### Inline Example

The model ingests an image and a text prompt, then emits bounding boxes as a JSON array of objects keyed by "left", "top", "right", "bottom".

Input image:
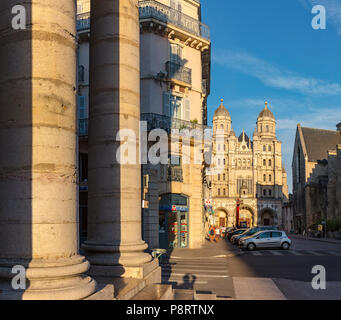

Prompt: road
[{"left": 161, "top": 237, "right": 341, "bottom": 300}]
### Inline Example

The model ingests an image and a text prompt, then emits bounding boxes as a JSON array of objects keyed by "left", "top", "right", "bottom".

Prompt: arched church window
[
  {"left": 263, "top": 145, "right": 266, "bottom": 152},
  {"left": 268, "top": 145, "right": 272, "bottom": 151},
  {"left": 269, "top": 174, "right": 272, "bottom": 182},
  {"left": 263, "top": 174, "right": 266, "bottom": 182},
  {"left": 266, "top": 125, "right": 269, "bottom": 132},
  {"left": 269, "top": 159, "right": 271, "bottom": 166}
]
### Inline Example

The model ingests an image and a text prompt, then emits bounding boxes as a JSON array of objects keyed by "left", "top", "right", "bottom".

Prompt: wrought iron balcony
[
  {"left": 168, "top": 167, "right": 183, "bottom": 182},
  {"left": 79, "top": 118, "right": 88, "bottom": 137},
  {"left": 166, "top": 61, "right": 192, "bottom": 85},
  {"left": 77, "top": 1, "right": 210, "bottom": 41},
  {"left": 141, "top": 113, "right": 209, "bottom": 133},
  {"left": 139, "top": 0, "right": 210, "bottom": 40},
  {"left": 77, "top": 12, "right": 90, "bottom": 32}
]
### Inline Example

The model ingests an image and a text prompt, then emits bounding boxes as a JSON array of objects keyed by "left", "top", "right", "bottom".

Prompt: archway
[
  {"left": 239, "top": 205, "right": 255, "bottom": 227},
  {"left": 214, "top": 208, "right": 228, "bottom": 228},
  {"left": 260, "top": 208, "right": 277, "bottom": 226}
]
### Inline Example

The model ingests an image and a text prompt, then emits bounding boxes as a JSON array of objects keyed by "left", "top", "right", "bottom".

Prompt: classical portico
[{"left": 0, "top": 0, "right": 95, "bottom": 299}]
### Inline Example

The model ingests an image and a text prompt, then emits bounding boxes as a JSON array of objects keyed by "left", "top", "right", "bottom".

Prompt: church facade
[{"left": 208, "top": 101, "right": 289, "bottom": 229}]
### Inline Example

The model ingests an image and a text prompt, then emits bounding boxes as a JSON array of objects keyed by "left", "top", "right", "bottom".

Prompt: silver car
[{"left": 239, "top": 230, "right": 292, "bottom": 251}]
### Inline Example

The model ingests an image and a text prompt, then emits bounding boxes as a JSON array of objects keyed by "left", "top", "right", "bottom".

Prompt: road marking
[
  {"left": 162, "top": 268, "right": 228, "bottom": 274},
  {"left": 269, "top": 251, "right": 283, "bottom": 256},
  {"left": 306, "top": 251, "right": 324, "bottom": 256},
  {"left": 289, "top": 250, "right": 304, "bottom": 256},
  {"left": 162, "top": 278, "right": 208, "bottom": 285},
  {"left": 251, "top": 251, "right": 262, "bottom": 256},
  {"left": 170, "top": 255, "right": 226, "bottom": 260},
  {"left": 166, "top": 273, "right": 229, "bottom": 278},
  {"left": 233, "top": 277, "right": 286, "bottom": 300}
]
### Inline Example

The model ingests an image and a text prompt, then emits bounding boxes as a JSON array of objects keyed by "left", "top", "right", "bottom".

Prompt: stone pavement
[
  {"left": 163, "top": 239, "right": 287, "bottom": 300},
  {"left": 161, "top": 238, "right": 341, "bottom": 300}
]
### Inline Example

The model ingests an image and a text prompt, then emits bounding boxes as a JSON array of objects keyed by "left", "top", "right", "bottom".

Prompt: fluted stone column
[
  {"left": 83, "top": 0, "right": 159, "bottom": 279},
  {"left": 0, "top": 0, "right": 96, "bottom": 299}
]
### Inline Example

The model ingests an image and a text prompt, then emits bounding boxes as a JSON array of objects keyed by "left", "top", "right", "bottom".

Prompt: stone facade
[
  {"left": 75, "top": 0, "right": 211, "bottom": 250},
  {"left": 292, "top": 124, "right": 341, "bottom": 233},
  {"left": 208, "top": 101, "right": 288, "bottom": 229}
]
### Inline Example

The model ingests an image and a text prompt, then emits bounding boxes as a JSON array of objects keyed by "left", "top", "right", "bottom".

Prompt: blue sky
[{"left": 201, "top": 0, "right": 341, "bottom": 192}]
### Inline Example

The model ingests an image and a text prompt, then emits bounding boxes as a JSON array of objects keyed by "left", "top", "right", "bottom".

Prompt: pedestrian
[{"left": 215, "top": 227, "right": 220, "bottom": 242}]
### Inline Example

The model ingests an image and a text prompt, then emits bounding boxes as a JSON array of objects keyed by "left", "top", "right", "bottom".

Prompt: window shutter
[
  {"left": 163, "top": 92, "right": 171, "bottom": 117},
  {"left": 184, "top": 98, "right": 190, "bottom": 121},
  {"left": 78, "top": 96, "right": 86, "bottom": 119}
]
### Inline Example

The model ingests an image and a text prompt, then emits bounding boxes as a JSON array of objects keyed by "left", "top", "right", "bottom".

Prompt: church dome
[
  {"left": 258, "top": 101, "right": 275, "bottom": 120},
  {"left": 214, "top": 99, "right": 231, "bottom": 118}
]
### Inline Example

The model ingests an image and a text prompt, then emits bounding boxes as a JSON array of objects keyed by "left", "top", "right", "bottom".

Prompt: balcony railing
[
  {"left": 166, "top": 61, "right": 192, "bottom": 85},
  {"left": 141, "top": 113, "right": 209, "bottom": 133},
  {"left": 78, "top": 113, "right": 211, "bottom": 137},
  {"left": 79, "top": 118, "right": 88, "bottom": 137},
  {"left": 77, "top": 12, "right": 90, "bottom": 32},
  {"left": 77, "top": 1, "right": 210, "bottom": 41},
  {"left": 139, "top": 0, "right": 210, "bottom": 40},
  {"left": 168, "top": 167, "right": 183, "bottom": 182}
]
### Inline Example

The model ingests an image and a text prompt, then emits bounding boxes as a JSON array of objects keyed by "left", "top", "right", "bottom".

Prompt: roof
[
  {"left": 238, "top": 131, "right": 250, "bottom": 144},
  {"left": 258, "top": 102, "right": 275, "bottom": 120},
  {"left": 214, "top": 99, "right": 231, "bottom": 118},
  {"left": 301, "top": 127, "right": 341, "bottom": 161}
]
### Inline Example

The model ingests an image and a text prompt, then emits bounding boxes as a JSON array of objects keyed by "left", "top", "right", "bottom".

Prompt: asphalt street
[{"left": 162, "top": 237, "right": 341, "bottom": 299}]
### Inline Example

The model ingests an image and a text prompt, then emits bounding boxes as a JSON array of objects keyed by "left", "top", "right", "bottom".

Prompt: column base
[
  {"left": 82, "top": 240, "right": 157, "bottom": 279},
  {"left": 88, "top": 262, "right": 162, "bottom": 300},
  {"left": 0, "top": 255, "right": 96, "bottom": 300},
  {"left": 89, "top": 259, "right": 160, "bottom": 280}
]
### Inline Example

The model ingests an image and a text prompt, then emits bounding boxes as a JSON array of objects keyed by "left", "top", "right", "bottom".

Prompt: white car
[{"left": 239, "top": 230, "right": 292, "bottom": 251}]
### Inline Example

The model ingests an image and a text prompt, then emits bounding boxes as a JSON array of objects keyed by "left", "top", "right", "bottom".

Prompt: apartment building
[{"left": 76, "top": 0, "right": 211, "bottom": 249}]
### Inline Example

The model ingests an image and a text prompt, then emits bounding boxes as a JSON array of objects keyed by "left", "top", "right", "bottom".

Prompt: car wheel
[
  {"left": 247, "top": 243, "right": 256, "bottom": 251},
  {"left": 281, "top": 242, "right": 290, "bottom": 250}
]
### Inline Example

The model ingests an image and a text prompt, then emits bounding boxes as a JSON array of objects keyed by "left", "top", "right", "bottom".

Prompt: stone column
[
  {"left": 0, "top": 0, "right": 96, "bottom": 299},
  {"left": 83, "top": 0, "right": 158, "bottom": 280}
]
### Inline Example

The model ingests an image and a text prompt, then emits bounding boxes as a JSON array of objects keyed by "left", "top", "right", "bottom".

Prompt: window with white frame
[
  {"left": 170, "top": 43, "right": 182, "bottom": 65},
  {"left": 163, "top": 92, "right": 190, "bottom": 121}
]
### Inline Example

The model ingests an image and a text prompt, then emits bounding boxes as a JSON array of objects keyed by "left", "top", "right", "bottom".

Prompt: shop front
[{"left": 159, "top": 194, "right": 189, "bottom": 249}]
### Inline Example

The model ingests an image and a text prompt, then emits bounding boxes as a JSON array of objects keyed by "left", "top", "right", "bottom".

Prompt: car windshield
[{"left": 250, "top": 230, "right": 264, "bottom": 237}]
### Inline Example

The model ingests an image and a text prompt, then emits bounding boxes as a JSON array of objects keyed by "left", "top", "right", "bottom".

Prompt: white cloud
[
  {"left": 213, "top": 50, "right": 341, "bottom": 96},
  {"left": 277, "top": 107, "right": 341, "bottom": 130}
]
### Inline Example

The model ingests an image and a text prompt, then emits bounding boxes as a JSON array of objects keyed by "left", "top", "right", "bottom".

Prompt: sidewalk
[
  {"left": 290, "top": 233, "right": 341, "bottom": 245},
  {"left": 167, "top": 238, "right": 241, "bottom": 260}
]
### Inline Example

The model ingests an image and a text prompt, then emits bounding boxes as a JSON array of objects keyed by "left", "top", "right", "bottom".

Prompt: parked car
[
  {"left": 239, "top": 230, "right": 291, "bottom": 251},
  {"left": 232, "top": 226, "right": 278, "bottom": 245},
  {"left": 228, "top": 228, "right": 248, "bottom": 241},
  {"left": 225, "top": 227, "right": 237, "bottom": 239}
]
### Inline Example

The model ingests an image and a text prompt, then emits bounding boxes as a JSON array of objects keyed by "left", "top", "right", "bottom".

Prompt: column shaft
[
  {"left": 83, "top": 0, "right": 154, "bottom": 278},
  {"left": 0, "top": 0, "right": 96, "bottom": 299}
]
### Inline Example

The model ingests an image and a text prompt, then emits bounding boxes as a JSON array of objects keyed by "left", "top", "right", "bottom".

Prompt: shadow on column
[{"left": 0, "top": 1, "right": 32, "bottom": 299}]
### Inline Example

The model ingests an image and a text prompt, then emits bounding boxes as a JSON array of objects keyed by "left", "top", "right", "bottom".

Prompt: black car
[
  {"left": 227, "top": 228, "right": 248, "bottom": 240},
  {"left": 232, "top": 226, "right": 278, "bottom": 245}
]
